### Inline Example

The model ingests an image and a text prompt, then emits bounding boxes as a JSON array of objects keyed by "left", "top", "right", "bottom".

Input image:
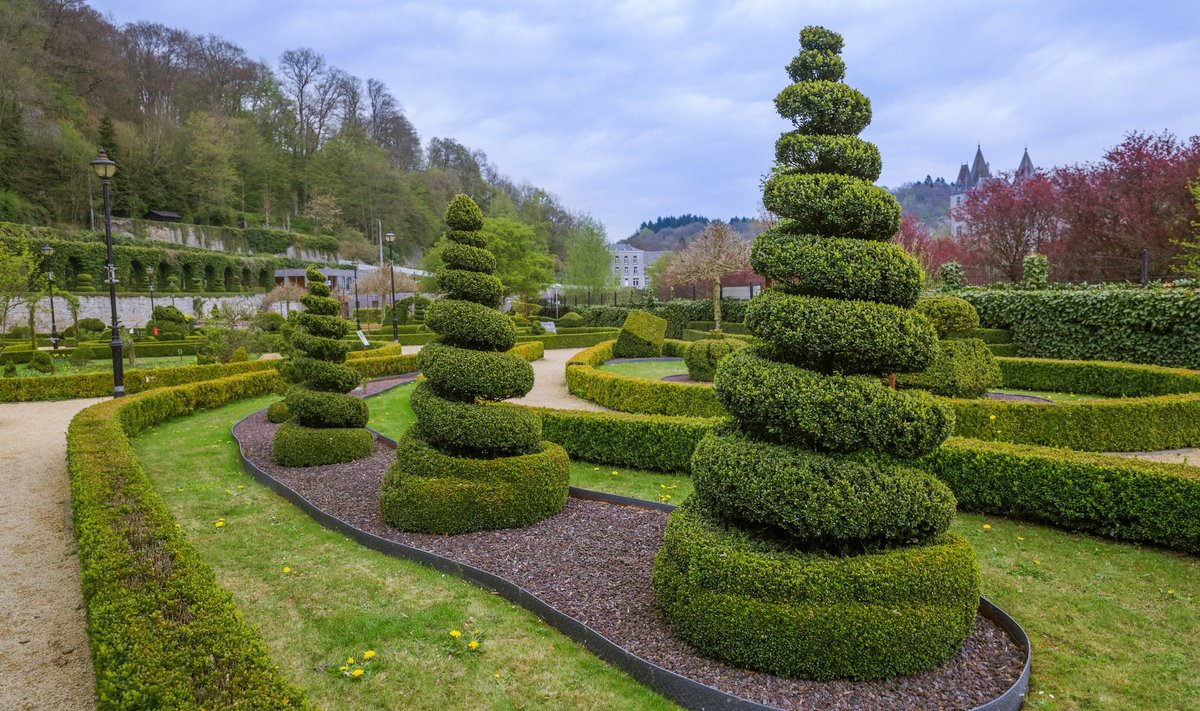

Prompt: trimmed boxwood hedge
[
  {"left": 67, "top": 372, "right": 311, "bottom": 709},
  {"left": 613, "top": 310, "right": 667, "bottom": 358},
  {"left": 997, "top": 356, "right": 1200, "bottom": 397},
  {"left": 651, "top": 498, "right": 979, "bottom": 681},
  {"left": 955, "top": 327, "right": 1011, "bottom": 345},
  {"left": 989, "top": 343, "right": 1017, "bottom": 357},
  {"left": 915, "top": 295, "right": 979, "bottom": 337},
  {"left": 526, "top": 405, "right": 720, "bottom": 472},
  {"left": 896, "top": 338, "right": 1001, "bottom": 399},
  {"left": 692, "top": 427, "right": 955, "bottom": 547},
  {"left": 565, "top": 341, "right": 726, "bottom": 417},
  {"left": 762, "top": 173, "right": 900, "bottom": 243},
  {"left": 266, "top": 400, "right": 291, "bottom": 423},
  {"left": 437, "top": 268, "right": 504, "bottom": 307},
  {"left": 0, "top": 359, "right": 279, "bottom": 402},
  {"left": 424, "top": 298, "right": 517, "bottom": 351},
  {"left": 379, "top": 433, "right": 569, "bottom": 534},
  {"left": 751, "top": 232, "right": 922, "bottom": 307},
  {"left": 684, "top": 337, "right": 749, "bottom": 382},
  {"left": 285, "top": 387, "right": 369, "bottom": 428},
  {"left": 418, "top": 341, "right": 534, "bottom": 401}
]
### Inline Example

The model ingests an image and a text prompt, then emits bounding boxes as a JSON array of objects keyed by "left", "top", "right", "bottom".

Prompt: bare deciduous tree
[{"left": 663, "top": 220, "right": 751, "bottom": 330}]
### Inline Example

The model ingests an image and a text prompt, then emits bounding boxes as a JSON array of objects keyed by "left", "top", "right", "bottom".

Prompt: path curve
[
  {"left": 506, "top": 347, "right": 609, "bottom": 411},
  {"left": 0, "top": 397, "right": 102, "bottom": 711}
]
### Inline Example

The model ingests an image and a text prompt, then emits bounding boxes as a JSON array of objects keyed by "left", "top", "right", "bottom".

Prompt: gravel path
[
  {"left": 506, "top": 347, "right": 609, "bottom": 411},
  {"left": 0, "top": 398, "right": 102, "bottom": 711},
  {"left": 1109, "top": 448, "right": 1200, "bottom": 465}
]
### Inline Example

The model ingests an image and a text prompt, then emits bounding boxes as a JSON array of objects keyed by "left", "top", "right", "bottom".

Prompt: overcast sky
[{"left": 89, "top": 0, "right": 1200, "bottom": 240}]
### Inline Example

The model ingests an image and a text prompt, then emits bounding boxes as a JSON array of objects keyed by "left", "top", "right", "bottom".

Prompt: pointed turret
[
  {"left": 970, "top": 145, "right": 990, "bottom": 185},
  {"left": 1015, "top": 147, "right": 1035, "bottom": 181},
  {"left": 954, "top": 163, "right": 971, "bottom": 189}
]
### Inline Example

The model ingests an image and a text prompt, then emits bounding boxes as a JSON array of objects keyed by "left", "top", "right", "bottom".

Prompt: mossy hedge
[{"left": 67, "top": 371, "right": 311, "bottom": 709}]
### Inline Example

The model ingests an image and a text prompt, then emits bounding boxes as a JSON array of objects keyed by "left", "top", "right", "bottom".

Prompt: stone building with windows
[
  {"left": 611, "top": 243, "right": 670, "bottom": 289},
  {"left": 949, "top": 145, "right": 1035, "bottom": 236}
]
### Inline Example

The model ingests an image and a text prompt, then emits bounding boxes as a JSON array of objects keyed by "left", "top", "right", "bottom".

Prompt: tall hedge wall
[{"left": 957, "top": 286, "right": 1200, "bottom": 369}]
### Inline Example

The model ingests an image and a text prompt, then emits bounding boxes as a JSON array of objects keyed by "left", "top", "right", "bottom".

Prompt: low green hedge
[
  {"left": 651, "top": 498, "right": 978, "bottom": 680},
  {"left": 997, "top": 357, "right": 1200, "bottom": 397},
  {"left": 565, "top": 341, "right": 726, "bottom": 417},
  {"left": 0, "top": 359, "right": 279, "bottom": 402},
  {"left": 379, "top": 433, "right": 569, "bottom": 534},
  {"left": 680, "top": 329, "right": 754, "bottom": 342},
  {"left": 988, "top": 343, "right": 1017, "bottom": 357},
  {"left": 515, "top": 331, "right": 617, "bottom": 349},
  {"left": 68, "top": 372, "right": 310, "bottom": 708},
  {"left": 527, "top": 405, "right": 720, "bottom": 472},
  {"left": 920, "top": 437, "right": 1200, "bottom": 554},
  {"left": 613, "top": 310, "right": 667, "bottom": 358},
  {"left": 686, "top": 321, "right": 748, "bottom": 334}
]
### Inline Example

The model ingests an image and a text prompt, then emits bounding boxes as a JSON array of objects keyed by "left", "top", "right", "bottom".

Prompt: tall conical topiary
[
  {"left": 651, "top": 27, "right": 980, "bottom": 681},
  {"left": 379, "top": 195, "right": 569, "bottom": 534},
  {"left": 272, "top": 265, "right": 374, "bottom": 466}
]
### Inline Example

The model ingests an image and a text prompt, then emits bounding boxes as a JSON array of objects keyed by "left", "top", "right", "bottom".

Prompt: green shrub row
[
  {"left": 514, "top": 331, "right": 617, "bottom": 349},
  {"left": 988, "top": 343, "right": 1017, "bottom": 357},
  {"left": 919, "top": 437, "right": 1200, "bottom": 554},
  {"left": 957, "top": 286, "right": 1200, "bottom": 369},
  {"left": 528, "top": 405, "right": 720, "bottom": 472},
  {"left": 379, "top": 433, "right": 569, "bottom": 534},
  {"left": 686, "top": 321, "right": 748, "bottom": 334},
  {"left": 997, "top": 356, "right": 1200, "bottom": 397},
  {"left": 895, "top": 338, "right": 1001, "bottom": 399},
  {"left": 67, "top": 372, "right": 310, "bottom": 709},
  {"left": 565, "top": 341, "right": 727, "bottom": 417},
  {"left": 0, "top": 359, "right": 278, "bottom": 402},
  {"left": 680, "top": 329, "right": 755, "bottom": 343},
  {"left": 651, "top": 498, "right": 979, "bottom": 681},
  {"left": 578, "top": 299, "right": 752, "bottom": 339}
]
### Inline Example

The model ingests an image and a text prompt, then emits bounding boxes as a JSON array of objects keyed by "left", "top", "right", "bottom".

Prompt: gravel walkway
[
  {"left": 505, "top": 347, "right": 609, "bottom": 411},
  {"left": 0, "top": 398, "right": 102, "bottom": 711}
]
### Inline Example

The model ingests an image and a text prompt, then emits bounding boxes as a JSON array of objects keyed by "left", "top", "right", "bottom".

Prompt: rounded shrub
[
  {"left": 691, "top": 427, "right": 955, "bottom": 546},
  {"left": 896, "top": 338, "right": 1001, "bottom": 399},
  {"left": 418, "top": 341, "right": 535, "bottom": 401},
  {"left": 28, "top": 351, "right": 54, "bottom": 373},
  {"left": 444, "top": 229, "right": 487, "bottom": 248},
  {"left": 271, "top": 420, "right": 374, "bottom": 467},
  {"left": 442, "top": 241, "right": 497, "bottom": 274},
  {"left": 285, "top": 387, "right": 369, "bottom": 428},
  {"left": 915, "top": 295, "right": 980, "bottom": 338},
  {"left": 77, "top": 317, "right": 106, "bottom": 333},
  {"left": 763, "top": 172, "right": 901, "bottom": 242},
  {"left": 558, "top": 311, "right": 584, "bottom": 327},
  {"left": 774, "top": 81, "right": 871, "bottom": 136},
  {"left": 652, "top": 26, "right": 978, "bottom": 680},
  {"left": 285, "top": 356, "right": 361, "bottom": 393},
  {"left": 291, "top": 331, "right": 349, "bottom": 363},
  {"left": 652, "top": 499, "right": 979, "bottom": 681},
  {"left": 437, "top": 268, "right": 504, "bottom": 307},
  {"left": 425, "top": 298, "right": 517, "bottom": 351},
  {"left": 745, "top": 290, "right": 938, "bottom": 375},
  {"left": 751, "top": 231, "right": 922, "bottom": 307},
  {"left": 296, "top": 312, "right": 349, "bottom": 340},
  {"left": 774, "top": 133, "right": 880, "bottom": 181},
  {"left": 714, "top": 348, "right": 954, "bottom": 458},
  {"left": 266, "top": 400, "right": 291, "bottom": 423},
  {"left": 445, "top": 194, "right": 484, "bottom": 231},
  {"left": 380, "top": 433, "right": 569, "bottom": 534},
  {"left": 410, "top": 382, "right": 541, "bottom": 456},
  {"left": 684, "top": 337, "right": 748, "bottom": 382}
]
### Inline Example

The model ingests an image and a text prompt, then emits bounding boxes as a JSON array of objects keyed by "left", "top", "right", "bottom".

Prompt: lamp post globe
[
  {"left": 41, "top": 244, "right": 59, "bottom": 349},
  {"left": 90, "top": 148, "right": 124, "bottom": 397},
  {"left": 385, "top": 231, "right": 398, "bottom": 344}
]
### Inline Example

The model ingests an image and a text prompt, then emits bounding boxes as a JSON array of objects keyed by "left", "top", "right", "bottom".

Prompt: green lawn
[
  {"left": 366, "top": 381, "right": 418, "bottom": 435},
  {"left": 991, "top": 388, "right": 1107, "bottom": 403},
  {"left": 597, "top": 359, "right": 687, "bottom": 380},
  {"left": 130, "top": 387, "right": 1200, "bottom": 710},
  {"left": 5, "top": 353, "right": 203, "bottom": 377},
  {"left": 132, "top": 396, "right": 676, "bottom": 711}
]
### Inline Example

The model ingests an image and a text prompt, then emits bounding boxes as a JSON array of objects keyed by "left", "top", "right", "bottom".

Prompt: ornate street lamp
[
  {"left": 352, "top": 261, "right": 361, "bottom": 331},
  {"left": 90, "top": 148, "right": 124, "bottom": 397},
  {"left": 146, "top": 265, "right": 156, "bottom": 335},
  {"left": 41, "top": 244, "right": 58, "bottom": 349},
  {"left": 385, "top": 231, "right": 398, "bottom": 344}
]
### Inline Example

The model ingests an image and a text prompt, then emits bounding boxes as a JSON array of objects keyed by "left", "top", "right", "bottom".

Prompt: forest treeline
[{"left": 0, "top": 0, "right": 591, "bottom": 264}]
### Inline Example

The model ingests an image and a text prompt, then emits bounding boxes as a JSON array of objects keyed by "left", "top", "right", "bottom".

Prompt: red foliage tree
[{"left": 952, "top": 172, "right": 1060, "bottom": 282}]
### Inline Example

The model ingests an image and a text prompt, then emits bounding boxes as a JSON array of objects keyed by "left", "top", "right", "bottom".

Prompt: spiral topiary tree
[
  {"left": 272, "top": 265, "right": 374, "bottom": 467},
  {"left": 651, "top": 27, "right": 980, "bottom": 681},
  {"left": 379, "top": 195, "right": 569, "bottom": 534}
]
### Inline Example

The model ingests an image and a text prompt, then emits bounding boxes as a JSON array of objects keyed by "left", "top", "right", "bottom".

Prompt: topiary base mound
[
  {"left": 271, "top": 421, "right": 375, "bottom": 467},
  {"left": 380, "top": 432, "right": 570, "bottom": 534},
  {"left": 651, "top": 498, "right": 980, "bottom": 681}
]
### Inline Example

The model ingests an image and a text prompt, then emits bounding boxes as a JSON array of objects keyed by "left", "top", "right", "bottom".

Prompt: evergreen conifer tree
[{"left": 651, "top": 27, "right": 980, "bottom": 681}]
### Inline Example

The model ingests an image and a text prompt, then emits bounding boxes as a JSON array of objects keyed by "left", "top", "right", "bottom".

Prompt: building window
[
  {"left": 624, "top": 266, "right": 629, "bottom": 274},
  {"left": 633, "top": 278, "right": 639, "bottom": 287}
]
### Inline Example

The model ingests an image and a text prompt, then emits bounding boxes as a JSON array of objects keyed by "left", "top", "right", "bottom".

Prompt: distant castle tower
[{"left": 949, "top": 145, "right": 1035, "bottom": 236}]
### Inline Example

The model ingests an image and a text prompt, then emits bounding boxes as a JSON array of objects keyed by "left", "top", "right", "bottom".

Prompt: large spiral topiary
[
  {"left": 651, "top": 26, "right": 980, "bottom": 681},
  {"left": 272, "top": 265, "right": 374, "bottom": 467},
  {"left": 379, "top": 195, "right": 569, "bottom": 534}
]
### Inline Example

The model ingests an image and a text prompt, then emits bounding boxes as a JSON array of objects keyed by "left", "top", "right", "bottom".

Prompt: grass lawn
[
  {"left": 991, "top": 388, "right": 1107, "bottom": 403},
  {"left": 131, "top": 386, "right": 1200, "bottom": 710},
  {"left": 5, "top": 353, "right": 204, "bottom": 377},
  {"left": 597, "top": 359, "right": 687, "bottom": 380},
  {"left": 133, "top": 396, "right": 676, "bottom": 711},
  {"left": 365, "top": 381, "right": 417, "bottom": 435}
]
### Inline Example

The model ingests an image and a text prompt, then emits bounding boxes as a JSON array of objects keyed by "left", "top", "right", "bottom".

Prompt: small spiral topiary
[
  {"left": 651, "top": 26, "right": 980, "bottom": 681},
  {"left": 379, "top": 195, "right": 569, "bottom": 534},
  {"left": 271, "top": 265, "right": 373, "bottom": 467}
]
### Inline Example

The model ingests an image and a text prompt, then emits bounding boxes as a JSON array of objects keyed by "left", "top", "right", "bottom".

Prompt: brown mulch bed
[{"left": 234, "top": 410, "right": 1025, "bottom": 711}]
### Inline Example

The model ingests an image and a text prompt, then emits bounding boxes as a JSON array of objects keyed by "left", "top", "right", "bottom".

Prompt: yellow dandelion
[
  {"left": 1034, "top": 560, "right": 1041, "bottom": 565},
  {"left": 592, "top": 466, "right": 599, "bottom": 471},
  {"left": 982, "top": 524, "right": 991, "bottom": 530},
  {"left": 352, "top": 668, "right": 364, "bottom": 678},
  {"left": 214, "top": 520, "right": 225, "bottom": 528},
  {"left": 449, "top": 630, "right": 462, "bottom": 638},
  {"left": 494, "top": 673, "right": 501, "bottom": 678},
  {"left": 363, "top": 650, "right": 376, "bottom": 660},
  {"left": 989, "top": 414, "right": 997, "bottom": 421},
  {"left": 1167, "top": 589, "right": 1176, "bottom": 595},
  {"left": 467, "top": 640, "right": 479, "bottom": 650},
  {"left": 611, "top": 470, "right": 619, "bottom": 476},
  {"left": 1017, "top": 536, "right": 1025, "bottom": 541},
  {"left": 347, "top": 657, "right": 355, "bottom": 665},
  {"left": 282, "top": 566, "right": 291, "bottom": 574},
  {"left": 339, "top": 666, "right": 348, "bottom": 672}
]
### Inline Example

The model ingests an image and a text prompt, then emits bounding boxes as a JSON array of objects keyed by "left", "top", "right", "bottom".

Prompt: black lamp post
[
  {"left": 146, "top": 265, "right": 156, "bottom": 333},
  {"left": 41, "top": 244, "right": 59, "bottom": 349},
  {"left": 352, "top": 262, "right": 361, "bottom": 331},
  {"left": 90, "top": 148, "right": 123, "bottom": 397},
  {"left": 385, "top": 231, "right": 398, "bottom": 344}
]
